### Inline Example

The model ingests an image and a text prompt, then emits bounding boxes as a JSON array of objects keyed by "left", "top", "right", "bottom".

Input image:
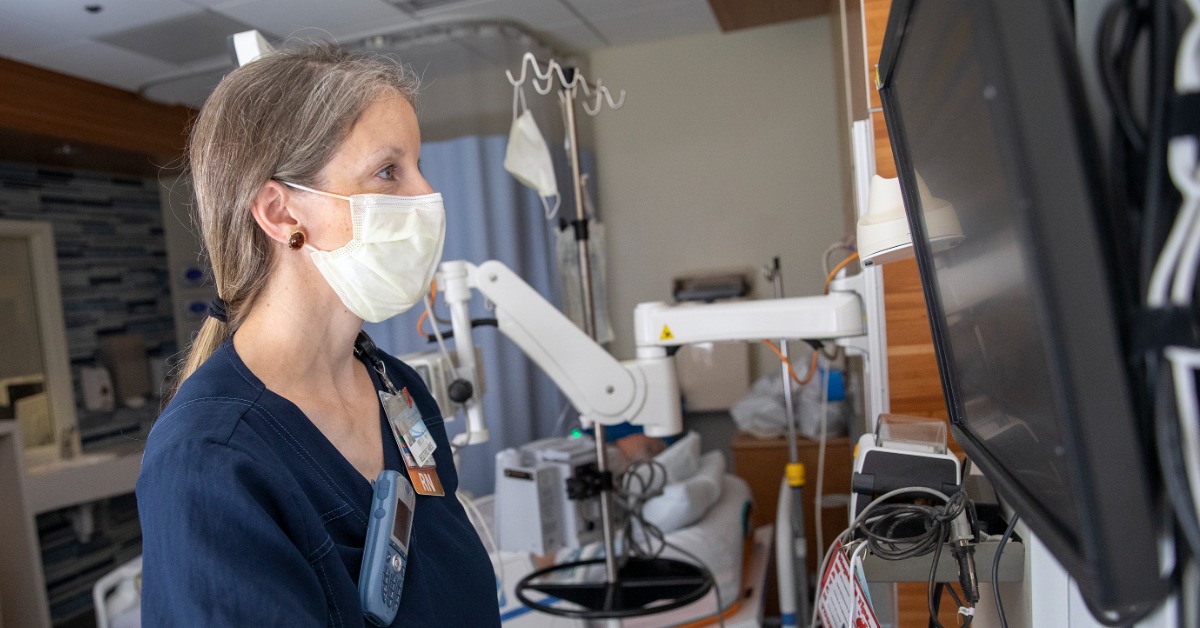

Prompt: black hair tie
[{"left": 208, "top": 297, "right": 228, "bottom": 323}]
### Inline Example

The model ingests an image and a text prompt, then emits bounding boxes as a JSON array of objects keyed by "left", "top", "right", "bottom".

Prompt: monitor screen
[{"left": 878, "top": 0, "right": 1170, "bottom": 618}]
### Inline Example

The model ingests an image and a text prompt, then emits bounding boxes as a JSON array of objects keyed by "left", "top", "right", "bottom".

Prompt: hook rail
[{"left": 505, "top": 52, "right": 625, "bottom": 115}]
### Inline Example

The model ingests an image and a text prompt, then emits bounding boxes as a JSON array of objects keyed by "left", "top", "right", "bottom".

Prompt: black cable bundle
[
  {"left": 615, "top": 459, "right": 670, "bottom": 560},
  {"left": 856, "top": 490, "right": 971, "bottom": 628},
  {"left": 859, "top": 490, "right": 967, "bottom": 561},
  {"left": 614, "top": 459, "right": 727, "bottom": 627}
]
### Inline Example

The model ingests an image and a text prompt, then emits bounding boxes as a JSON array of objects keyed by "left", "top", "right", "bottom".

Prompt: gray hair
[{"left": 177, "top": 43, "right": 419, "bottom": 388}]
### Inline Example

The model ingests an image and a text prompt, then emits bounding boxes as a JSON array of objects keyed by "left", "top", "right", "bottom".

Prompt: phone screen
[{"left": 391, "top": 498, "right": 413, "bottom": 549}]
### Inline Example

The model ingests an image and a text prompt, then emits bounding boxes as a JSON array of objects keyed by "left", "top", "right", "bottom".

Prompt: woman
[{"left": 136, "top": 43, "right": 500, "bottom": 626}]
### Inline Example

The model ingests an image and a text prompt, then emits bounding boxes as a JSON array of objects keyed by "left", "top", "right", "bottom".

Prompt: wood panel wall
[
  {"left": 865, "top": 0, "right": 948, "bottom": 424},
  {"left": 0, "top": 58, "right": 194, "bottom": 164},
  {"left": 864, "top": 2, "right": 963, "bottom": 624}
]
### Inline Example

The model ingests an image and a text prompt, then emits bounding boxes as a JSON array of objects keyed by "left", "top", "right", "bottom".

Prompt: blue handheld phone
[{"left": 360, "top": 470, "right": 416, "bottom": 626}]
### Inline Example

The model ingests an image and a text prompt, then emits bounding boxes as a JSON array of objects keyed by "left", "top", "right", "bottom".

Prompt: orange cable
[
  {"left": 761, "top": 340, "right": 820, "bottom": 386},
  {"left": 824, "top": 251, "right": 860, "bottom": 293},
  {"left": 416, "top": 278, "right": 438, "bottom": 339}
]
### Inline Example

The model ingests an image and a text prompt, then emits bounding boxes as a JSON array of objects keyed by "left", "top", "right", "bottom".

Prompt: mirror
[{"left": 0, "top": 219, "right": 78, "bottom": 467}]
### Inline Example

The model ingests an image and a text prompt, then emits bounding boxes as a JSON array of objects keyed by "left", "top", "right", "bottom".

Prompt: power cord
[
  {"left": 857, "top": 489, "right": 967, "bottom": 561},
  {"left": 809, "top": 487, "right": 965, "bottom": 628},
  {"left": 942, "top": 582, "right": 971, "bottom": 621},
  {"left": 615, "top": 459, "right": 727, "bottom": 627},
  {"left": 929, "top": 583, "right": 945, "bottom": 628},
  {"left": 852, "top": 489, "right": 970, "bottom": 628},
  {"left": 992, "top": 513, "right": 1020, "bottom": 628}
]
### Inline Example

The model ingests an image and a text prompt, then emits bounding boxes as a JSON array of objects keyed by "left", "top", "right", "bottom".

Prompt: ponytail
[{"left": 174, "top": 316, "right": 227, "bottom": 394}]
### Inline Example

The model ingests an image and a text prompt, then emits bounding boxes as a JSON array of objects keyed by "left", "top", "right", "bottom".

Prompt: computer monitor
[{"left": 877, "top": 0, "right": 1172, "bottom": 619}]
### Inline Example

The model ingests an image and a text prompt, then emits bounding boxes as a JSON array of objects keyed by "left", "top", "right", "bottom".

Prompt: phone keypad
[{"left": 382, "top": 551, "right": 406, "bottom": 609}]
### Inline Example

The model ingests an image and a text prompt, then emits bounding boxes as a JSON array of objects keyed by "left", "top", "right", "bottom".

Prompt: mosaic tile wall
[
  {"left": 0, "top": 161, "right": 170, "bottom": 625},
  {"left": 0, "top": 161, "right": 176, "bottom": 365},
  {"left": 0, "top": 159, "right": 176, "bottom": 450}
]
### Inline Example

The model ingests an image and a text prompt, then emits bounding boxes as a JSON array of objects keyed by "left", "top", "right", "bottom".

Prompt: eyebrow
[{"left": 363, "top": 146, "right": 407, "bottom": 167}]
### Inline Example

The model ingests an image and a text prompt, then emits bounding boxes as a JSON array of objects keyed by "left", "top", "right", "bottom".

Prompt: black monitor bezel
[{"left": 877, "top": 0, "right": 1170, "bottom": 616}]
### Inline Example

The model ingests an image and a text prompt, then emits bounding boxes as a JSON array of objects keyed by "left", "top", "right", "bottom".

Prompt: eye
[{"left": 375, "top": 164, "right": 397, "bottom": 181}]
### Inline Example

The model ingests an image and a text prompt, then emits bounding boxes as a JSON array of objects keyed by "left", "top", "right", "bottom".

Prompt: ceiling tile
[
  {"left": 12, "top": 39, "right": 179, "bottom": 92},
  {"left": 181, "top": 0, "right": 258, "bottom": 7},
  {"left": 208, "top": 0, "right": 415, "bottom": 41},
  {"left": 0, "top": 11, "right": 81, "bottom": 57},
  {"left": 416, "top": 0, "right": 577, "bottom": 30},
  {"left": 0, "top": 0, "right": 723, "bottom": 108},
  {"left": 356, "top": 21, "right": 569, "bottom": 83},
  {"left": 99, "top": 10, "right": 275, "bottom": 65},
  {"left": 1, "top": 0, "right": 203, "bottom": 38}
]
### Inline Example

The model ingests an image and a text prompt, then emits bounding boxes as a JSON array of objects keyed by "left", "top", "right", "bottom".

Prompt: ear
[{"left": 249, "top": 179, "right": 300, "bottom": 246}]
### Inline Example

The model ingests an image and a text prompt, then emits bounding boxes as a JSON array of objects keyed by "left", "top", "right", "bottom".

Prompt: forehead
[{"left": 330, "top": 92, "right": 419, "bottom": 165}]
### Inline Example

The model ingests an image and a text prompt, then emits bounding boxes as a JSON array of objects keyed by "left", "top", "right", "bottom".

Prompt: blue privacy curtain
[{"left": 365, "top": 134, "right": 567, "bottom": 496}]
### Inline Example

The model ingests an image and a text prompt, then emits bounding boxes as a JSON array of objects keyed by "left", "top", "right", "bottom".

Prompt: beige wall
[
  {"left": 587, "top": 18, "right": 854, "bottom": 371},
  {"left": 417, "top": 65, "right": 578, "bottom": 144}
]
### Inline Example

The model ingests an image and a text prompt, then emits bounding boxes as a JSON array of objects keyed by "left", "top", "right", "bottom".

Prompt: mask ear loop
[
  {"left": 541, "top": 142, "right": 562, "bottom": 221},
  {"left": 541, "top": 194, "right": 561, "bottom": 221},
  {"left": 512, "top": 84, "right": 528, "bottom": 122}
]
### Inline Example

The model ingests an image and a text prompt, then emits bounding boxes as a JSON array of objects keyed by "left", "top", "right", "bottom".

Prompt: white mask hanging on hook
[{"left": 504, "top": 86, "right": 561, "bottom": 220}]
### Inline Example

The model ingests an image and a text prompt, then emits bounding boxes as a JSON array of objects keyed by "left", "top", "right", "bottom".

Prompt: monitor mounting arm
[
  {"left": 439, "top": 260, "right": 681, "bottom": 447},
  {"left": 438, "top": 259, "right": 867, "bottom": 448}
]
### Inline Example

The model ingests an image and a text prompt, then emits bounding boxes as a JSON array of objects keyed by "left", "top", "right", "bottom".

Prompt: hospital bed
[{"left": 474, "top": 464, "right": 771, "bottom": 627}]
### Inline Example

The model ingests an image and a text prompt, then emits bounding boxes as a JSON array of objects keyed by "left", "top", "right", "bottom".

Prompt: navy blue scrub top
[{"left": 136, "top": 338, "right": 500, "bottom": 627}]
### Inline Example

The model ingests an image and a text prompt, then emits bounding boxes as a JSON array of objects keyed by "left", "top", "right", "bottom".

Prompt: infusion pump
[{"left": 494, "top": 436, "right": 623, "bottom": 555}]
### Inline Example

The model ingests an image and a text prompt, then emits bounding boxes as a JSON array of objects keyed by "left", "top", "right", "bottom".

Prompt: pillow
[
  {"left": 642, "top": 450, "right": 726, "bottom": 534},
  {"left": 651, "top": 430, "right": 701, "bottom": 484}
]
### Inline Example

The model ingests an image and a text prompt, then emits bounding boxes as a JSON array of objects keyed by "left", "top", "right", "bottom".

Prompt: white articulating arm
[
  {"left": 438, "top": 260, "right": 868, "bottom": 448},
  {"left": 438, "top": 260, "right": 682, "bottom": 443},
  {"left": 633, "top": 292, "right": 864, "bottom": 348},
  {"left": 439, "top": 261, "right": 488, "bottom": 447}
]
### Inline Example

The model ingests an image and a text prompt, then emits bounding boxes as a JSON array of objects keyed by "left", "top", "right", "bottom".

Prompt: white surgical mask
[
  {"left": 504, "top": 87, "right": 560, "bottom": 219},
  {"left": 282, "top": 181, "right": 446, "bottom": 323}
]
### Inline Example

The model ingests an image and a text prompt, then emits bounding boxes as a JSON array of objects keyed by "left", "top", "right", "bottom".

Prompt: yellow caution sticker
[{"left": 660, "top": 325, "right": 675, "bottom": 341}]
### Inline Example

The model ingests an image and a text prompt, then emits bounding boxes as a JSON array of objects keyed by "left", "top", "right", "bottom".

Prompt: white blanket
[
  {"left": 484, "top": 474, "right": 752, "bottom": 627},
  {"left": 642, "top": 450, "right": 727, "bottom": 534}
]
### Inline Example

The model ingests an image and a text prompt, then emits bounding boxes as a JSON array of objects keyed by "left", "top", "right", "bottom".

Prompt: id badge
[
  {"left": 397, "top": 437, "right": 445, "bottom": 497},
  {"left": 380, "top": 388, "right": 437, "bottom": 466},
  {"left": 380, "top": 389, "right": 444, "bottom": 496}
]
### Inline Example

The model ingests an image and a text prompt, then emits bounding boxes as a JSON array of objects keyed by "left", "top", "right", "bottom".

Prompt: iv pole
[
  {"left": 559, "top": 66, "right": 620, "bottom": 584},
  {"left": 764, "top": 258, "right": 812, "bottom": 624},
  {"left": 507, "top": 55, "right": 714, "bottom": 624},
  {"left": 504, "top": 49, "right": 628, "bottom": 589}
]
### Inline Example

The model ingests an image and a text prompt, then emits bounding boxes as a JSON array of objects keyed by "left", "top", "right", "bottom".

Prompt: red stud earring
[{"left": 287, "top": 231, "right": 305, "bottom": 250}]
